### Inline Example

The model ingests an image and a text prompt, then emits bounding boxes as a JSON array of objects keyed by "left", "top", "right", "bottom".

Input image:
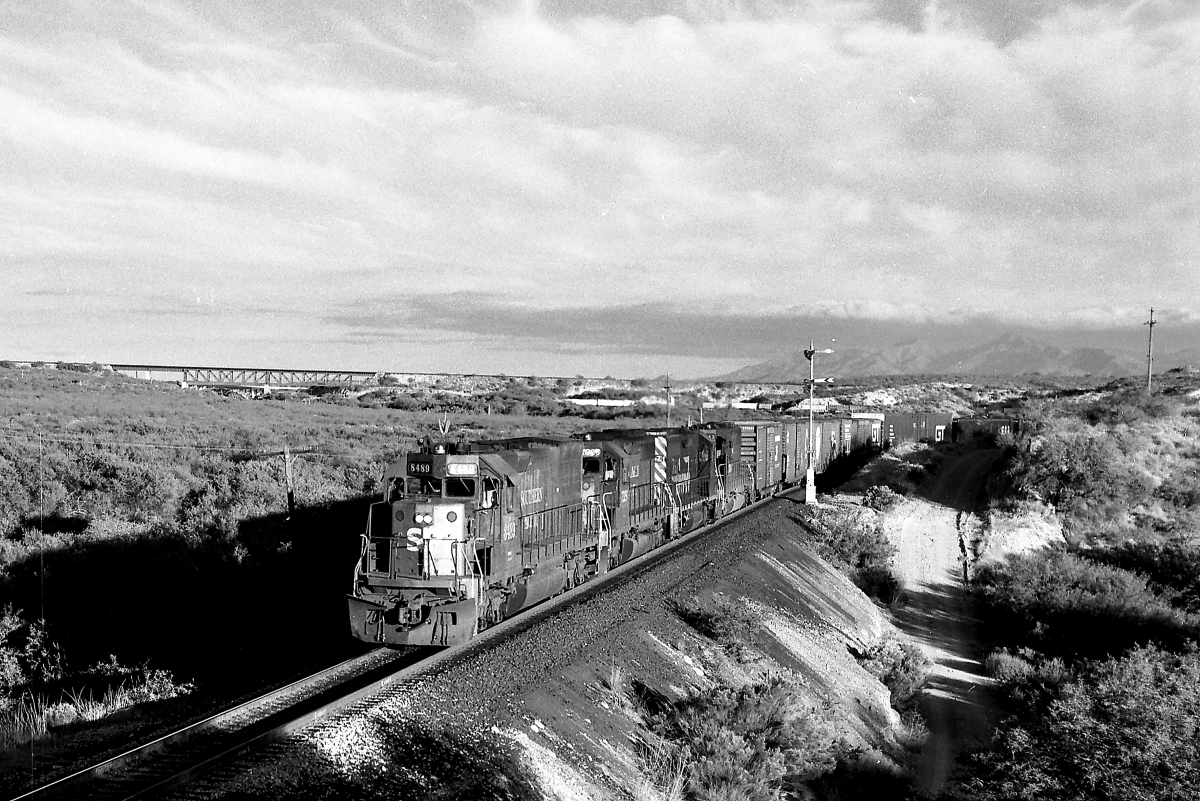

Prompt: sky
[{"left": 2, "top": 0, "right": 1197, "bottom": 378}]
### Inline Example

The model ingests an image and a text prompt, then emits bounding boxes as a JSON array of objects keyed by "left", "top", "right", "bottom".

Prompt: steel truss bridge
[{"left": 110, "top": 364, "right": 380, "bottom": 388}]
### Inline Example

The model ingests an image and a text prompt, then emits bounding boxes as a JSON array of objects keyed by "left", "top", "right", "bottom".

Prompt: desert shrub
[
  {"left": 1082, "top": 388, "right": 1180, "bottom": 426},
  {"left": 0, "top": 607, "right": 25, "bottom": 693},
  {"left": 642, "top": 675, "right": 846, "bottom": 801},
  {"left": 863, "top": 485, "right": 901, "bottom": 511},
  {"left": 1001, "top": 429, "right": 1153, "bottom": 537},
  {"left": 1158, "top": 468, "right": 1200, "bottom": 510},
  {"left": 857, "top": 637, "right": 929, "bottom": 714},
  {"left": 579, "top": 405, "right": 659, "bottom": 420},
  {"left": 20, "top": 618, "right": 65, "bottom": 686},
  {"left": 960, "top": 645, "right": 1200, "bottom": 801},
  {"left": 0, "top": 607, "right": 65, "bottom": 693},
  {"left": 55, "top": 362, "right": 104, "bottom": 374},
  {"left": 971, "top": 548, "right": 1199, "bottom": 659},
  {"left": 808, "top": 757, "right": 920, "bottom": 801},
  {"left": 982, "top": 648, "right": 1071, "bottom": 714},
  {"left": 670, "top": 595, "right": 758, "bottom": 660},
  {"left": 804, "top": 513, "right": 900, "bottom": 603},
  {"left": 1085, "top": 540, "right": 1200, "bottom": 613}
]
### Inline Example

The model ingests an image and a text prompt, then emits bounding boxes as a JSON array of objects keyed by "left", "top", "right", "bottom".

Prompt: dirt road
[{"left": 887, "top": 448, "right": 1002, "bottom": 798}]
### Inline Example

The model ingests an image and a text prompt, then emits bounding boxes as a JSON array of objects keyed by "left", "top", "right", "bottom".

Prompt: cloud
[
  {"left": 329, "top": 291, "right": 1194, "bottom": 364},
  {"left": 0, "top": 0, "right": 1194, "bottom": 374}
]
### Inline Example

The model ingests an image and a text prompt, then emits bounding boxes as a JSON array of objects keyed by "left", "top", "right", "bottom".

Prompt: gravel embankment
[{"left": 164, "top": 496, "right": 900, "bottom": 801}]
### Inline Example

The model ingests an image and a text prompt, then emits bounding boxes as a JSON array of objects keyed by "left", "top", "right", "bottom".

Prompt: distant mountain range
[{"left": 716, "top": 333, "right": 1200, "bottom": 381}]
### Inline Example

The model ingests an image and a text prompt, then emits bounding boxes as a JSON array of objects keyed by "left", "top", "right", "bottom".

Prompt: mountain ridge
[{"left": 716, "top": 334, "right": 1200, "bottom": 381}]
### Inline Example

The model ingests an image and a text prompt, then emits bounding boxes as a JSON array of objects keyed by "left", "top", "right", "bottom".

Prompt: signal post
[{"left": 803, "top": 343, "right": 835, "bottom": 504}]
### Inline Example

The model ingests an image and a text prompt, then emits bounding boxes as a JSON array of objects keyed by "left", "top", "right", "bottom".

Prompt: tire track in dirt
[{"left": 886, "top": 448, "right": 1002, "bottom": 798}]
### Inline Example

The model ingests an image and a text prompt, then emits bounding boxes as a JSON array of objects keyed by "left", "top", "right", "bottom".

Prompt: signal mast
[{"left": 803, "top": 342, "right": 834, "bottom": 504}]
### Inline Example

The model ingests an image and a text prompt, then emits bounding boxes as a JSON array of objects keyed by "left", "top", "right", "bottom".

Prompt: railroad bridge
[{"left": 110, "top": 364, "right": 379, "bottom": 388}]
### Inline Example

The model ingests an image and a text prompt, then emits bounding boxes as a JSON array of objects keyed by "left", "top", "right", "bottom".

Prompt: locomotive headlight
[{"left": 418, "top": 513, "right": 433, "bottom": 525}]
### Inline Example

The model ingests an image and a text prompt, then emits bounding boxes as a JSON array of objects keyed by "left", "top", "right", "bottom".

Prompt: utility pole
[
  {"left": 1145, "top": 308, "right": 1157, "bottom": 393},
  {"left": 283, "top": 442, "right": 296, "bottom": 518},
  {"left": 803, "top": 342, "right": 834, "bottom": 504},
  {"left": 664, "top": 373, "right": 672, "bottom": 428}
]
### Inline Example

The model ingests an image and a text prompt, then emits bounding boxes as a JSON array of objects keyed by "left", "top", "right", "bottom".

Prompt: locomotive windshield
[
  {"left": 405, "top": 476, "right": 442, "bottom": 496},
  {"left": 445, "top": 477, "right": 476, "bottom": 498}
]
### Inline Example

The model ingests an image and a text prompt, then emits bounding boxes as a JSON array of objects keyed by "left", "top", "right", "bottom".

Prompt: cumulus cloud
[{"left": 0, "top": 0, "right": 1194, "bottom": 373}]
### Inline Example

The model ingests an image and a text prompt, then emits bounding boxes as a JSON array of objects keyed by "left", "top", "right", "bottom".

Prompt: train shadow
[{"left": 0, "top": 496, "right": 375, "bottom": 696}]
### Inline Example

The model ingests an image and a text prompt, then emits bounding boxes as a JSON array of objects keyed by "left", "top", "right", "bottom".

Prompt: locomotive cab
[{"left": 350, "top": 452, "right": 484, "bottom": 646}]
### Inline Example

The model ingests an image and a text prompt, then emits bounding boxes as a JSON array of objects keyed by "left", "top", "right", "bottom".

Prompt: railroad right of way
[{"left": 156, "top": 489, "right": 894, "bottom": 800}]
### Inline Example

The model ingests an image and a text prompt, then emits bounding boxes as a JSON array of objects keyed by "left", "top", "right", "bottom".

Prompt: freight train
[{"left": 347, "top": 412, "right": 1014, "bottom": 647}]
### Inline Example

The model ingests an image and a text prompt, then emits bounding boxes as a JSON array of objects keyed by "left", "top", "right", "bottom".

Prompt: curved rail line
[{"left": 10, "top": 489, "right": 781, "bottom": 801}]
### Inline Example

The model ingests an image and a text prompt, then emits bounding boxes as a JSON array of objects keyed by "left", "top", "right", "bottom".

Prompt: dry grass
[
  {"left": 893, "top": 709, "right": 929, "bottom": 751},
  {"left": 596, "top": 661, "right": 633, "bottom": 714},
  {"left": 632, "top": 735, "right": 686, "bottom": 801},
  {"left": 0, "top": 670, "right": 192, "bottom": 749}
]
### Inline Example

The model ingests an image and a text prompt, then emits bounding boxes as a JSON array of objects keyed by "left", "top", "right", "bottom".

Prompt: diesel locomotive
[{"left": 347, "top": 415, "right": 888, "bottom": 647}]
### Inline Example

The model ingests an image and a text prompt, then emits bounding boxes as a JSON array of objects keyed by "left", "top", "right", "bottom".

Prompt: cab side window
[{"left": 480, "top": 477, "right": 500, "bottom": 509}]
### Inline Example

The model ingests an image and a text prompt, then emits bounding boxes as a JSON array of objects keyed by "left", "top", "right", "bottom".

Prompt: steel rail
[
  {"left": 9, "top": 488, "right": 785, "bottom": 801},
  {"left": 6, "top": 648, "right": 405, "bottom": 801}
]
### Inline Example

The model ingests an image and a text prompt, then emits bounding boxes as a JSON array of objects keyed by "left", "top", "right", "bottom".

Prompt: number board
[{"left": 407, "top": 461, "right": 433, "bottom": 475}]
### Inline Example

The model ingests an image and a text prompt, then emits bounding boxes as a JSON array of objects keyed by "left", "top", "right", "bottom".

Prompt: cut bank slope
[{"left": 177, "top": 496, "right": 919, "bottom": 800}]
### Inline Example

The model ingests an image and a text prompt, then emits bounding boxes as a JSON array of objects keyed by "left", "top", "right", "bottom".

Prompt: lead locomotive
[{"left": 347, "top": 418, "right": 871, "bottom": 647}]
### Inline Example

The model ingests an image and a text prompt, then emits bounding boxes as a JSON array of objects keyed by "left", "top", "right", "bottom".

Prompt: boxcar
[
  {"left": 953, "top": 417, "right": 1016, "bottom": 443},
  {"left": 882, "top": 413, "right": 954, "bottom": 446}
]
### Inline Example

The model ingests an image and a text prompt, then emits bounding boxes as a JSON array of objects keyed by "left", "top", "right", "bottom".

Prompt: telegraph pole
[
  {"left": 1145, "top": 308, "right": 1157, "bottom": 393},
  {"left": 664, "top": 373, "right": 672, "bottom": 428}
]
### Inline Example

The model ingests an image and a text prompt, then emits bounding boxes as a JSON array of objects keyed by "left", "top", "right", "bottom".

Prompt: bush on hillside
[
  {"left": 642, "top": 674, "right": 847, "bottom": 801},
  {"left": 971, "top": 548, "right": 1199, "bottom": 659},
  {"left": 803, "top": 512, "right": 900, "bottom": 603},
  {"left": 961, "top": 645, "right": 1200, "bottom": 801},
  {"left": 1157, "top": 468, "right": 1200, "bottom": 510},
  {"left": 863, "top": 485, "right": 901, "bottom": 511},
  {"left": 857, "top": 637, "right": 930, "bottom": 715},
  {"left": 1081, "top": 388, "right": 1180, "bottom": 426},
  {"left": 670, "top": 595, "right": 759, "bottom": 661},
  {"left": 1001, "top": 429, "right": 1153, "bottom": 538},
  {"left": 0, "top": 606, "right": 65, "bottom": 694},
  {"left": 1084, "top": 540, "right": 1200, "bottom": 614},
  {"left": 982, "top": 647, "right": 1071, "bottom": 715}
]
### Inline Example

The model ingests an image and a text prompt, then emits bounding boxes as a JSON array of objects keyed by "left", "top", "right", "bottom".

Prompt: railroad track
[{"left": 10, "top": 492, "right": 776, "bottom": 801}]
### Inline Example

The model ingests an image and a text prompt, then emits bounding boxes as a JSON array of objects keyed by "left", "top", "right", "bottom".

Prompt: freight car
[
  {"left": 348, "top": 419, "right": 865, "bottom": 648},
  {"left": 953, "top": 416, "right": 1017, "bottom": 443},
  {"left": 881, "top": 412, "right": 954, "bottom": 446}
]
